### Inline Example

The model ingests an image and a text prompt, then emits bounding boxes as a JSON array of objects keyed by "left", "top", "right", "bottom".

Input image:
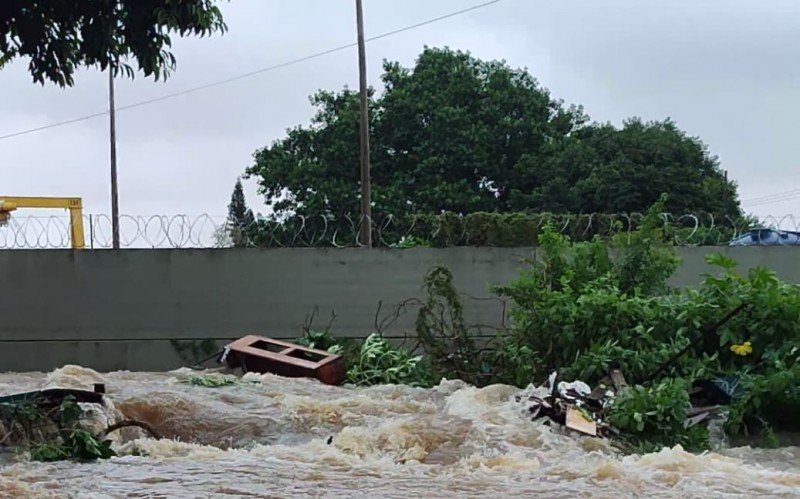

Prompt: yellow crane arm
[{"left": 0, "top": 196, "right": 85, "bottom": 249}]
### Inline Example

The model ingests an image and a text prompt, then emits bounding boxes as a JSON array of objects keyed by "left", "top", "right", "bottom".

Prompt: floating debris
[
  {"left": 518, "top": 369, "right": 740, "bottom": 442},
  {"left": 179, "top": 373, "right": 238, "bottom": 388},
  {"left": 516, "top": 370, "right": 620, "bottom": 438},
  {"left": 222, "top": 335, "right": 346, "bottom": 385}
]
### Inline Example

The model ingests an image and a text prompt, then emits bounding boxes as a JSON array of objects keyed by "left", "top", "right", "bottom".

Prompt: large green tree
[
  {"left": 0, "top": 0, "right": 226, "bottom": 86},
  {"left": 247, "top": 47, "right": 740, "bottom": 220}
]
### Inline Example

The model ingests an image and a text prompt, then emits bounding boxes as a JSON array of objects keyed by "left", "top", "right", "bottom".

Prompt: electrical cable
[{"left": 0, "top": 0, "right": 502, "bottom": 141}]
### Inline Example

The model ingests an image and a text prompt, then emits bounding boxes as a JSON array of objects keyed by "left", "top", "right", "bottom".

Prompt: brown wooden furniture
[{"left": 223, "top": 335, "right": 346, "bottom": 385}]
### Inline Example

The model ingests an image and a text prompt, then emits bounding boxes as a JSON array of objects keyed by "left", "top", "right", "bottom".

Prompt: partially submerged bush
[
  {"left": 607, "top": 379, "right": 709, "bottom": 453},
  {"left": 414, "top": 266, "right": 484, "bottom": 385},
  {"left": 411, "top": 195, "right": 800, "bottom": 450},
  {"left": 274, "top": 195, "right": 797, "bottom": 450},
  {"left": 293, "top": 328, "right": 431, "bottom": 387},
  {"left": 346, "top": 334, "right": 432, "bottom": 387},
  {"left": 28, "top": 396, "right": 115, "bottom": 462}
]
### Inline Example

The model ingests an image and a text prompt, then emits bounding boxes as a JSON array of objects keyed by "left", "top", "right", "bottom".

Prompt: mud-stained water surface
[{"left": 0, "top": 366, "right": 798, "bottom": 498}]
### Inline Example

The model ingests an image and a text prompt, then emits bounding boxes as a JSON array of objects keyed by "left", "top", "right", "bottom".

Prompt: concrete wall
[
  {"left": 1, "top": 247, "right": 798, "bottom": 372},
  {"left": 670, "top": 247, "right": 800, "bottom": 286}
]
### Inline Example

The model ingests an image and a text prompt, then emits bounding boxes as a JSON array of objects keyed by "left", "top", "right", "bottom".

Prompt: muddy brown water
[{"left": 0, "top": 366, "right": 798, "bottom": 498}]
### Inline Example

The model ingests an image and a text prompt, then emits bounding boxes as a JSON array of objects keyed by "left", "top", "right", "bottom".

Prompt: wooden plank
[{"left": 565, "top": 407, "right": 597, "bottom": 436}]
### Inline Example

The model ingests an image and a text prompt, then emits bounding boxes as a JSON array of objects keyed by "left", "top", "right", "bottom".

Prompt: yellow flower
[{"left": 730, "top": 341, "right": 752, "bottom": 356}]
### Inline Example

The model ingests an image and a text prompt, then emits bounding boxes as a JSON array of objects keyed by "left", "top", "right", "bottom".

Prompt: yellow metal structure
[{"left": 0, "top": 196, "right": 85, "bottom": 249}]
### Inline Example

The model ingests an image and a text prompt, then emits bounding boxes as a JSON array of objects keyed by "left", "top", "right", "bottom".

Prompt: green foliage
[
  {"left": 292, "top": 322, "right": 429, "bottom": 387},
  {"left": 30, "top": 396, "right": 116, "bottom": 462},
  {"left": 294, "top": 329, "right": 340, "bottom": 351},
  {"left": 485, "top": 342, "right": 538, "bottom": 388},
  {"left": 346, "top": 334, "right": 432, "bottom": 387},
  {"left": 684, "top": 254, "right": 800, "bottom": 437},
  {"left": 30, "top": 441, "right": 68, "bottom": 462},
  {"left": 415, "top": 267, "right": 483, "bottom": 385},
  {"left": 227, "top": 178, "right": 256, "bottom": 247},
  {"left": 294, "top": 327, "right": 361, "bottom": 369},
  {"left": 402, "top": 197, "right": 800, "bottom": 450},
  {"left": 0, "top": 1, "right": 227, "bottom": 86},
  {"left": 58, "top": 395, "right": 82, "bottom": 426},
  {"left": 181, "top": 374, "right": 237, "bottom": 388},
  {"left": 607, "top": 379, "right": 709, "bottom": 453},
  {"left": 240, "top": 210, "right": 750, "bottom": 248},
  {"left": 612, "top": 195, "right": 681, "bottom": 296},
  {"left": 59, "top": 429, "right": 116, "bottom": 461},
  {"left": 490, "top": 199, "right": 683, "bottom": 385},
  {"left": 390, "top": 235, "right": 431, "bottom": 249},
  {"left": 246, "top": 47, "right": 741, "bottom": 224}
]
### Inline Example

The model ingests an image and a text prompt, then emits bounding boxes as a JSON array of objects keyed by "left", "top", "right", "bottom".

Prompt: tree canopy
[
  {"left": 247, "top": 47, "right": 741, "bottom": 220},
  {"left": 227, "top": 178, "right": 255, "bottom": 247},
  {"left": 0, "top": 0, "right": 226, "bottom": 86}
]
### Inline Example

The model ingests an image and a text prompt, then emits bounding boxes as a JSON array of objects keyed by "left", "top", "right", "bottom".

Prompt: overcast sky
[{"left": 1, "top": 0, "right": 798, "bottom": 222}]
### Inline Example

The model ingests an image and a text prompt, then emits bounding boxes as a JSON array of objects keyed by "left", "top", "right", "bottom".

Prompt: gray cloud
[{"left": 1, "top": 0, "right": 798, "bottom": 218}]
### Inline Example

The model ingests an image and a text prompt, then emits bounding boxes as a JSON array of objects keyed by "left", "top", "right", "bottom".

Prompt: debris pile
[
  {"left": 517, "top": 369, "right": 739, "bottom": 441},
  {"left": 516, "top": 370, "right": 627, "bottom": 437}
]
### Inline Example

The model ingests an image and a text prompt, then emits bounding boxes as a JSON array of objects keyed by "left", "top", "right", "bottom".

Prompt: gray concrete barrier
[{"left": 1, "top": 247, "right": 797, "bottom": 372}]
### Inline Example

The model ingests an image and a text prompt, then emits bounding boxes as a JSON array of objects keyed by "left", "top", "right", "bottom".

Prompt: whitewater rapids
[{"left": 0, "top": 366, "right": 797, "bottom": 498}]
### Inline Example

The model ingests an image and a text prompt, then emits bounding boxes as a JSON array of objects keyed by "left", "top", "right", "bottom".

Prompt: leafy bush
[
  {"left": 414, "top": 267, "right": 484, "bottom": 385},
  {"left": 266, "top": 194, "right": 798, "bottom": 450},
  {"left": 407, "top": 195, "right": 800, "bottom": 450},
  {"left": 294, "top": 329, "right": 340, "bottom": 351},
  {"left": 345, "top": 334, "right": 432, "bottom": 387},
  {"left": 490, "top": 197, "right": 685, "bottom": 385},
  {"left": 607, "top": 379, "right": 709, "bottom": 453},
  {"left": 293, "top": 326, "right": 432, "bottom": 387},
  {"left": 294, "top": 327, "right": 362, "bottom": 371},
  {"left": 30, "top": 396, "right": 115, "bottom": 462}
]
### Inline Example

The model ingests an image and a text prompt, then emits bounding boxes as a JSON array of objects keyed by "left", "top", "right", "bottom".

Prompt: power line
[
  {"left": 744, "top": 193, "right": 800, "bottom": 208},
  {"left": 0, "top": 0, "right": 502, "bottom": 142},
  {"left": 0, "top": 111, "right": 109, "bottom": 140},
  {"left": 742, "top": 187, "right": 800, "bottom": 205}
]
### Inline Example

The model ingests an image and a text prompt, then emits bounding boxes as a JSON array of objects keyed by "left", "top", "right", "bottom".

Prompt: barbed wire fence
[{"left": 0, "top": 212, "right": 798, "bottom": 249}]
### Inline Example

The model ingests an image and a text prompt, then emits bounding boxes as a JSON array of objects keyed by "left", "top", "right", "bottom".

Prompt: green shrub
[
  {"left": 490, "top": 197, "right": 684, "bottom": 385},
  {"left": 346, "top": 333, "right": 432, "bottom": 387},
  {"left": 29, "top": 395, "right": 116, "bottom": 462},
  {"left": 414, "top": 266, "right": 484, "bottom": 385},
  {"left": 409, "top": 195, "right": 800, "bottom": 449},
  {"left": 294, "top": 329, "right": 340, "bottom": 351},
  {"left": 607, "top": 379, "right": 709, "bottom": 453}
]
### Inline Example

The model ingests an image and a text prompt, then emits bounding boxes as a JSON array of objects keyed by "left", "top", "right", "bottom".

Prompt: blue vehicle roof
[{"left": 729, "top": 228, "right": 800, "bottom": 246}]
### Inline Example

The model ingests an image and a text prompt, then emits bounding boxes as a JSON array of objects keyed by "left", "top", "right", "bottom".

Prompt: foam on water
[{"left": 0, "top": 367, "right": 798, "bottom": 498}]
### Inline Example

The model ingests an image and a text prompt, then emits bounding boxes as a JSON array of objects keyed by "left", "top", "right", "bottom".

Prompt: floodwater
[{"left": 0, "top": 366, "right": 798, "bottom": 498}]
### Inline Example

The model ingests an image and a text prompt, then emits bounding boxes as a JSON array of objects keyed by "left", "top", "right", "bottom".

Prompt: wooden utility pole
[
  {"left": 109, "top": 67, "right": 120, "bottom": 249},
  {"left": 355, "top": 0, "right": 372, "bottom": 247}
]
